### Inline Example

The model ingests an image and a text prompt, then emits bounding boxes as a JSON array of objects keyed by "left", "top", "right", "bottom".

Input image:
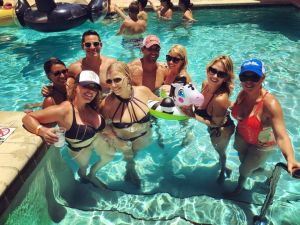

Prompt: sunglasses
[
  {"left": 208, "top": 66, "right": 228, "bottom": 78},
  {"left": 106, "top": 77, "right": 124, "bottom": 85},
  {"left": 166, "top": 55, "right": 183, "bottom": 64},
  {"left": 146, "top": 45, "right": 161, "bottom": 52},
  {"left": 80, "top": 83, "right": 100, "bottom": 91},
  {"left": 51, "top": 69, "right": 68, "bottom": 76},
  {"left": 239, "top": 72, "right": 261, "bottom": 82},
  {"left": 84, "top": 42, "right": 101, "bottom": 48}
]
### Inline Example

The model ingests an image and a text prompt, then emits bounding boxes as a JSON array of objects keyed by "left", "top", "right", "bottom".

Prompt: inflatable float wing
[
  {"left": 15, "top": 0, "right": 107, "bottom": 32},
  {"left": 148, "top": 97, "right": 189, "bottom": 121}
]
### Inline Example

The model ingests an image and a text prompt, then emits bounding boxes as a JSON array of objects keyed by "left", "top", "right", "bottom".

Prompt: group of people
[
  {"left": 22, "top": 29, "right": 300, "bottom": 196},
  {"left": 104, "top": 0, "right": 195, "bottom": 51}
]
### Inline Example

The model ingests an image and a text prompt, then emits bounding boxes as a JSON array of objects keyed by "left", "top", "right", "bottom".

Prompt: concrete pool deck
[{"left": 0, "top": 0, "right": 299, "bottom": 218}]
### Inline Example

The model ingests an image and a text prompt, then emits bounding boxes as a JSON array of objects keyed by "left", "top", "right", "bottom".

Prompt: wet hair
[
  {"left": 81, "top": 30, "right": 101, "bottom": 44},
  {"left": 160, "top": 0, "right": 173, "bottom": 9},
  {"left": 129, "top": 1, "right": 139, "bottom": 15},
  {"left": 107, "top": 61, "right": 132, "bottom": 84},
  {"left": 168, "top": 44, "right": 188, "bottom": 73},
  {"left": 43, "top": 57, "right": 66, "bottom": 76},
  {"left": 179, "top": 0, "right": 193, "bottom": 9},
  {"left": 137, "top": 0, "right": 148, "bottom": 9},
  {"left": 206, "top": 55, "right": 235, "bottom": 95}
]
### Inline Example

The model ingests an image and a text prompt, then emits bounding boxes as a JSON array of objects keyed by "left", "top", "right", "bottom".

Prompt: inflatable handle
[
  {"left": 35, "top": 0, "right": 56, "bottom": 13},
  {"left": 15, "top": 0, "right": 31, "bottom": 26},
  {"left": 88, "top": 0, "right": 106, "bottom": 22}
]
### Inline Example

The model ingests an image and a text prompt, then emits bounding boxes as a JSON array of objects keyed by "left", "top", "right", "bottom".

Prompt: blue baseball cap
[{"left": 239, "top": 59, "right": 265, "bottom": 77}]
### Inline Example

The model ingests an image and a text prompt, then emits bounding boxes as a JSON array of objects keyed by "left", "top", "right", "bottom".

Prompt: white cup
[{"left": 54, "top": 127, "right": 66, "bottom": 148}]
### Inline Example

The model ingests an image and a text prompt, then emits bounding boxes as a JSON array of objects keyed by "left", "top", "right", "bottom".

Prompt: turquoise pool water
[{"left": 1, "top": 6, "right": 300, "bottom": 225}]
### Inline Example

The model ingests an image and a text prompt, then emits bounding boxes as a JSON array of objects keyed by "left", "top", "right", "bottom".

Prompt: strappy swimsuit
[
  {"left": 111, "top": 91, "right": 151, "bottom": 142},
  {"left": 194, "top": 90, "right": 234, "bottom": 137},
  {"left": 231, "top": 91, "right": 276, "bottom": 146},
  {"left": 65, "top": 104, "right": 106, "bottom": 152}
]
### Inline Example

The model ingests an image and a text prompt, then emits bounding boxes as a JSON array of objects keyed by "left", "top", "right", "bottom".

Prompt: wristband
[{"left": 35, "top": 125, "right": 43, "bottom": 135}]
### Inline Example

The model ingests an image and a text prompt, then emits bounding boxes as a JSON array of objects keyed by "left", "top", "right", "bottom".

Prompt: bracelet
[{"left": 35, "top": 125, "right": 43, "bottom": 135}]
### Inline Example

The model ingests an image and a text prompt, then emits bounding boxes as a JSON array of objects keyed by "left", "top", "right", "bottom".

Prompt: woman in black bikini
[
  {"left": 193, "top": 55, "right": 235, "bottom": 183},
  {"left": 23, "top": 70, "right": 114, "bottom": 188},
  {"left": 100, "top": 61, "right": 160, "bottom": 187}
]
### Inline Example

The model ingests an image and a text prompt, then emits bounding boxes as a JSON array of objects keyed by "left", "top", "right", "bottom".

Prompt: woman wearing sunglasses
[
  {"left": 194, "top": 55, "right": 235, "bottom": 183},
  {"left": 160, "top": 45, "right": 192, "bottom": 97},
  {"left": 42, "top": 57, "right": 68, "bottom": 109},
  {"left": 229, "top": 59, "right": 300, "bottom": 195},
  {"left": 100, "top": 61, "right": 161, "bottom": 187},
  {"left": 23, "top": 70, "right": 114, "bottom": 188}
]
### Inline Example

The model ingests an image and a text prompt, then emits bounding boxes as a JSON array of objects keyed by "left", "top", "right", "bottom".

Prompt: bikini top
[
  {"left": 111, "top": 92, "right": 151, "bottom": 129},
  {"left": 65, "top": 104, "right": 106, "bottom": 141},
  {"left": 194, "top": 91, "right": 214, "bottom": 120},
  {"left": 231, "top": 91, "right": 268, "bottom": 145}
]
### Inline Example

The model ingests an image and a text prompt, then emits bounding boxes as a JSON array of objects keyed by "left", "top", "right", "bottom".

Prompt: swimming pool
[{"left": 1, "top": 5, "right": 300, "bottom": 225}]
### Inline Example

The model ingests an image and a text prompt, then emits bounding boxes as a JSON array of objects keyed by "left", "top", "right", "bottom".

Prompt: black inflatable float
[{"left": 15, "top": 0, "right": 107, "bottom": 32}]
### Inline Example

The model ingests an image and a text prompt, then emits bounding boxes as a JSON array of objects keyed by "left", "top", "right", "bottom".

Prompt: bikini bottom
[{"left": 118, "top": 131, "right": 147, "bottom": 142}]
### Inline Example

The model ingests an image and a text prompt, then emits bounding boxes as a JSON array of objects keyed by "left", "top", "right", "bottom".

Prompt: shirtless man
[
  {"left": 67, "top": 30, "right": 116, "bottom": 94},
  {"left": 114, "top": 1, "right": 146, "bottom": 37},
  {"left": 128, "top": 35, "right": 168, "bottom": 93}
]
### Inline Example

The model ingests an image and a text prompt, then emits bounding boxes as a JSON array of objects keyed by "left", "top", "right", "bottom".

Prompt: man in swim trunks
[
  {"left": 128, "top": 35, "right": 169, "bottom": 94},
  {"left": 114, "top": 2, "right": 146, "bottom": 36},
  {"left": 229, "top": 59, "right": 300, "bottom": 195},
  {"left": 113, "top": 1, "right": 146, "bottom": 49},
  {"left": 67, "top": 30, "right": 117, "bottom": 95}
]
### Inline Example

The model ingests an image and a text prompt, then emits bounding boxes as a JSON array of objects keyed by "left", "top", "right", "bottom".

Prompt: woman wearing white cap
[
  {"left": 100, "top": 61, "right": 161, "bottom": 187},
  {"left": 229, "top": 59, "right": 300, "bottom": 195},
  {"left": 23, "top": 70, "right": 114, "bottom": 187}
]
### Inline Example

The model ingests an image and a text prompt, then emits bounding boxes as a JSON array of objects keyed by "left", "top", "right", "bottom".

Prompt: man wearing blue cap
[{"left": 228, "top": 58, "right": 300, "bottom": 195}]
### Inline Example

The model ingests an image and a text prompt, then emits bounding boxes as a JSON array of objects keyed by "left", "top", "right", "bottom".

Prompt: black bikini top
[
  {"left": 111, "top": 91, "right": 151, "bottom": 129},
  {"left": 65, "top": 104, "right": 106, "bottom": 141}
]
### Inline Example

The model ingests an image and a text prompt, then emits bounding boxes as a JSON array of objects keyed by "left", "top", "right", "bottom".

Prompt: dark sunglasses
[
  {"left": 239, "top": 72, "right": 261, "bottom": 82},
  {"left": 208, "top": 66, "right": 228, "bottom": 78},
  {"left": 166, "top": 55, "right": 183, "bottom": 64},
  {"left": 84, "top": 42, "right": 101, "bottom": 48},
  {"left": 80, "top": 83, "right": 100, "bottom": 91},
  {"left": 146, "top": 45, "right": 161, "bottom": 52},
  {"left": 106, "top": 77, "right": 123, "bottom": 85},
  {"left": 51, "top": 69, "right": 68, "bottom": 76}
]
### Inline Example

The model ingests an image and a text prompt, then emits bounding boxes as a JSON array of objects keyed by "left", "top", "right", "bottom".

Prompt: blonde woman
[
  {"left": 100, "top": 61, "right": 161, "bottom": 187},
  {"left": 23, "top": 71, "right": 114, "bottom": 188},
  {"left": 194, "top": 55, "right": 235, "bottom": 183},
  {"left": 161, "top": 44, "right": 192, "bottom": 96}
]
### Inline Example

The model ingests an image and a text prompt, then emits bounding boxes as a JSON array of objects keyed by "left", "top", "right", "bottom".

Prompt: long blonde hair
[
  {"left": 206, "top": 55, "right": 235, "bottom": 95},
  {"left": 168, "top": 44, "right": 188, "bottom": 73}
]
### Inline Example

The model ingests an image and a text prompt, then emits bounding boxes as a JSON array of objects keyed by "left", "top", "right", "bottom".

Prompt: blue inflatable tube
[{"left": 15, "top": 0, "right": 107, "bottom": 32}]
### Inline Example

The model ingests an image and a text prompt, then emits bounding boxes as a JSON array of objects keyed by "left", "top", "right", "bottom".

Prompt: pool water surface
[{"left": 1, "top": 6, "right": 300, "bottom": 225}]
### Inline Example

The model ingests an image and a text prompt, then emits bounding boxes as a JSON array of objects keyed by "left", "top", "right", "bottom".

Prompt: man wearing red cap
[{"left": 128, "top": 34, "right": 168, "bottom": 93}]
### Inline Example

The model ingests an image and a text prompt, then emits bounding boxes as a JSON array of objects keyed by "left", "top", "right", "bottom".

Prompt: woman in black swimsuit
[
  {"left": 100, "top": 61, "right": 160, "bottom": 187},
  {"left": 23, "top": 70, "right": 113, "bottom": 187},
  {"left": 193, "top": 55, "right": 235, "bottom": 183}
]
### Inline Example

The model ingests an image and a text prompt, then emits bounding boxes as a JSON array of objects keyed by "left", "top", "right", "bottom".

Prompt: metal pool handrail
[{"left": 253, "top": 162, "right": 300, "bottom": 225}]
